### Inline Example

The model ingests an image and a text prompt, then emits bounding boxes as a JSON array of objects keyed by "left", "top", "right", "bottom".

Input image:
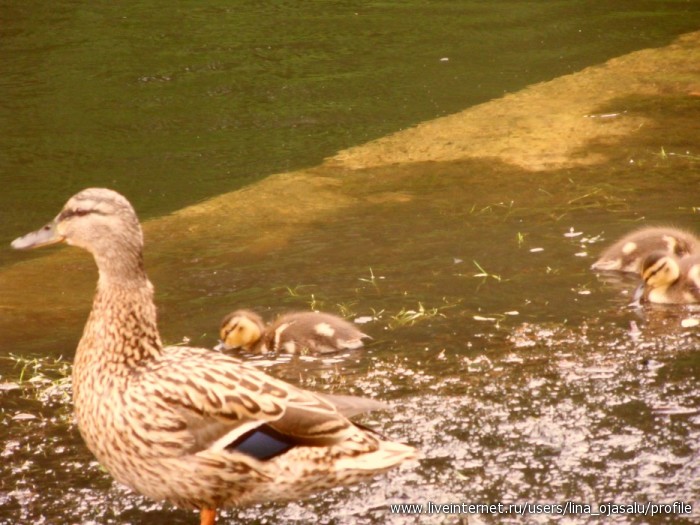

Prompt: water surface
[{"left": 2, "top": 3, "right": 700, "bottom": 525}]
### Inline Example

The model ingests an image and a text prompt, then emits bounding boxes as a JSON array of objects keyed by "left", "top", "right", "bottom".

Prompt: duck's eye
[{"left": 58, "top": 208, "right": 93, "bottom": 221}]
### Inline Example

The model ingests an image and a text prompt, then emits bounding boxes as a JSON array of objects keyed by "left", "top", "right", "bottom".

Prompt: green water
[{"left": 2, "top": 1, "right": 699, "bottom": 257}]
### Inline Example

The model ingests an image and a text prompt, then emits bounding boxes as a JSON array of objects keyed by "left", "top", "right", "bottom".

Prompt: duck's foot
[{"left": 200, "top": 508, "right": 217, "bottom": 525}]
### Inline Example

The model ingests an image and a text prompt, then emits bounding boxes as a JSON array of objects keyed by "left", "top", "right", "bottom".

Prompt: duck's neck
[{"left": 75, "top": 251, "right": 164, "bottom": 376}]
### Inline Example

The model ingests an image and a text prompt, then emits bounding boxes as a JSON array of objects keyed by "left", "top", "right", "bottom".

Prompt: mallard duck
[
  {"left": 215, "top": 309, "right": 371, "bottom": 355},
  {"left": 591, "top": 226, "right": 699, "bottom": 273},
  {"left": 11, "top": 188, "right": 416, "bottom": 525},
  {"left": 635, "top": 251, "right": 700, "bottom": 304}
]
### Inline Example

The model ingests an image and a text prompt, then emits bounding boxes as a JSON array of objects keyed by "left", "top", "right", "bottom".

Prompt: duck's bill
[
  {"left": 213, "top": 341, "right": 230, "bottom": 352},
  {"left": 11, "top": 221, "right": 64, "bottom": 250}
]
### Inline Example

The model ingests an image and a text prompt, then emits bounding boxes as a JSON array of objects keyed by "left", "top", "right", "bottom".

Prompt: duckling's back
[{"left": 263, "top": 312, "right": 370, "bottom": 355}]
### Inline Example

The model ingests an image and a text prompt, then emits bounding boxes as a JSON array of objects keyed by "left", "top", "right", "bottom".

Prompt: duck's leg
[{"left": 200, "top": 508, "right": 217, "bottom": 525}]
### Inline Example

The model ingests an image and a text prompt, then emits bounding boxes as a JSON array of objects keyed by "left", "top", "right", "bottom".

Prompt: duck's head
[
  {"left": 215, "top": 310, "right": 265, "bottom": 351},
  {"left": 12, "top": 187, "right": 143, "bottom": 256}
]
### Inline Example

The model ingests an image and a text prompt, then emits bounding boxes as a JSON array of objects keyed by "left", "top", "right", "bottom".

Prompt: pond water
[
  {"left": 1, "top": 1, "right": 699, "bottom": 258},
  {"left": 2, "top": 2, "right": 700, "bottom": 525}
]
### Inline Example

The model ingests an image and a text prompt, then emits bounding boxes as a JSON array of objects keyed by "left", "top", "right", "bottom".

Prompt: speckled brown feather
[
  {"left": 263, "top": 311, "right": 370, "bottom": 355},
  {"left": 592, "top": 226, "right": 699, "bottom": 274}
]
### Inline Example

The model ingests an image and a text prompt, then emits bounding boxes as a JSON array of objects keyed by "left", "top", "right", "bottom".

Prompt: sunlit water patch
[{"left": 2, "top": 317, "right": 699, "bottom": 524}]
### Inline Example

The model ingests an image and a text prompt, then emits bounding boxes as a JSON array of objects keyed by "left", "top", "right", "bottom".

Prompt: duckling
[
  {"left": 11, "top": 188, "right": 416, "bottom": 525},
  {"left": 591, "top": 226, "right": 699, "bottom": 274},
  {"left": 637, "top": 251, "right": 700, "bottom": 304},
  {"left": 216, "top": 309, "right": 370, "bottom": 355},
  {"left": 215, "top": 309, "right": 266, "bottom": 352}
]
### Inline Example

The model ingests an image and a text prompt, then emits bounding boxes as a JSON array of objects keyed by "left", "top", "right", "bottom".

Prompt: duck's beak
[{"left": 11, "top": 219, "right": 64, "bottom": 250}]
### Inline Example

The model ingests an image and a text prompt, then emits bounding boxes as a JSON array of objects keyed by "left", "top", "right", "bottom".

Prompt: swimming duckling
[
  {"left": 216, "top": 309, "right": 370, "bottom": 355},
  {"left": 636, "top": 252, "right": 700, "bottom": 304},
  {"left": 591, "top": 226, "right": 699, "bottom": 274}
]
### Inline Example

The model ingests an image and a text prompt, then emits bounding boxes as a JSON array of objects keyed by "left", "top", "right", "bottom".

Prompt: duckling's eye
[
  {"left": 73, "top": 208, "right": 91, "bottom": 217},
  {"left": 222, "top": 325, "right": 237, "bottom": 338}
]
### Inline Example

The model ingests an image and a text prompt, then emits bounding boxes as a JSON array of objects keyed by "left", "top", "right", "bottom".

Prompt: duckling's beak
[
  {"left": 213, "top": 340, "right": 230, "bottom": 352},
  {"left": 11, "top": 220, "right": 64, "bottom": 250},
  {"left": 630, "top": 282, "right": 645, "bottom": 306}
]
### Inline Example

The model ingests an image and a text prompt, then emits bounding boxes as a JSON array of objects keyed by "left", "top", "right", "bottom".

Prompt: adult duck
[{"left": 11, "top": 188, "right": 416, "bottom": 525}]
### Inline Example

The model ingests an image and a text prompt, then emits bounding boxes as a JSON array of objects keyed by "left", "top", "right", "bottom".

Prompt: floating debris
[
  {"left": 564, "top": 227, "right": 583, "bottom": 238},
  {"left": 472, "top": 260, "right": 502, "bottom": 281},
  {"left": 583, "top": 111, "right": 625, "bottom": 119},
  {"left": 12, "top": 413, "right": 37, "bottom": 421},
  {"left": 321, "top": 357, "right": 344, "bottom": 365},
  {"left": 579, "top": 234, "right": 604, "bottom": 245},
  {"left": 652, "top": 405, "right": 699, "bottom": 416},
  {"left": 530, "top": 247, "right": 544, "bottom": 253}
]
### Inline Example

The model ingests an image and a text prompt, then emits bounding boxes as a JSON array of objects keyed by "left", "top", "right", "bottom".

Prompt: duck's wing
[
  {"left": 316, "top": 393, "right": 388, "bottom": 418},
  {"left": 135, "top": 347, "right": 369, "bottom": 458}
]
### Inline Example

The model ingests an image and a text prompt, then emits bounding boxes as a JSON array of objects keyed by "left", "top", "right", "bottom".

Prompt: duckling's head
[
  {"left": 216, "top": 310, "right": 265, "bottom": 351},
  {"left": 641, "top": 251, "right": 681, "bottom": 288}
]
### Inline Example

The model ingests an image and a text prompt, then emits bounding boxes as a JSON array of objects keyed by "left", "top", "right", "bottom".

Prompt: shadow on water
[{"left": 1, "top": 34, "right": 700, "bottom": 525}]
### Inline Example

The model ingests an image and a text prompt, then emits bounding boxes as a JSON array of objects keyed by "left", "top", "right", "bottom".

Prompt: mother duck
[{"left": 11, "top": 188, "right": 416, "bottom": 525}]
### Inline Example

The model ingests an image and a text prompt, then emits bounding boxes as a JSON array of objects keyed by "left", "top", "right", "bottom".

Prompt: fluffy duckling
[
  {"left": 591, "top": 226, "right": 699, "bottom": 274},
  {"left": 637, "top": 251, "right": 700, "bottom": 304},
  {"left": 11, "top": 188, "right": 415, "bottom": 525},
  {"left": 216, "top": 309, "right": 370, "bottom": 355}
]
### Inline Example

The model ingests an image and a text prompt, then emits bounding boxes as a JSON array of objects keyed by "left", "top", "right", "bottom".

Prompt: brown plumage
[
  {"left": 11, "top": 188, "right": 416, "bottom": 524},
  {"left": 591, "top": 226, "right": 699, "bottom": 274},
  {"left": 216, "top": 309, "right": 371, "bottom": 355},
  {"left": 638, "top": 251, "right": 700, "bottom": 304}
]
